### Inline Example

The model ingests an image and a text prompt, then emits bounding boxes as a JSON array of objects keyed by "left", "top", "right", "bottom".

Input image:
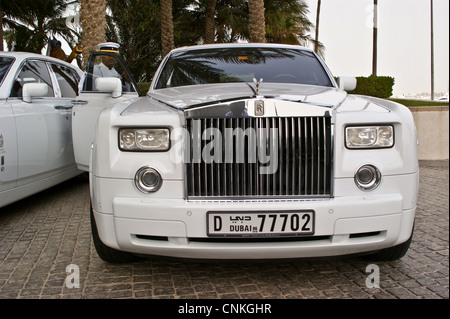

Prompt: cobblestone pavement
[{"left": 0, "top": 163, "right": 448, "bottom": 299}]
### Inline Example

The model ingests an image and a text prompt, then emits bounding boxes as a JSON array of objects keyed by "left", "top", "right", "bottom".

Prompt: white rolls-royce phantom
[{"left": 74, "top": 43, "right": 419, "bottom": 262}]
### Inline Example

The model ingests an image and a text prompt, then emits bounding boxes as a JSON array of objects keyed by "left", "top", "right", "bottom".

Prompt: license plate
[{"left": 207, "top": 211, "right": 314, "bottom": 237}]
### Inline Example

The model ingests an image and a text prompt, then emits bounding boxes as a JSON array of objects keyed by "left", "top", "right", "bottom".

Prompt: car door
[
  {"left": 48, "top": 62, "right": 83, "bottom": 169},
  {"left": 0, "top": 56, "right": 18, "bottom": 194},
  {"left": 9, "top": 59, "right": 75, "bottom": 186},
  {"left": 0, "top": 101, "right": 18, "bottom": 193},
  {"left": 73, "top": 51, "right": 139, "bottom": 171}
]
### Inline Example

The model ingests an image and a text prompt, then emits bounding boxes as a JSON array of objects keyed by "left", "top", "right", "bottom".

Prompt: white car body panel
[
  {"left": 0, "top": 101, "right": 18, "bottom": 192},
  {"left": 0, "top": 52, "right": 83, "bottom": 208},
  {"left": 13, "top": 97, "right": 74, "bottom": 183},
  {"left": 74, "top": 50, "right": 140, "bottom": 171},
  {"left": 81, "top": 44, "right": 418, "bottom": 260},
  {"left": 93, "top": 193, "right": 414, "bottom": 259},
  {"left": 72, "top": 92, "right": 139, "bottom": 171}
]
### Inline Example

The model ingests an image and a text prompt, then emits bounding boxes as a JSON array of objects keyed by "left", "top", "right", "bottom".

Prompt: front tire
[
  {"left": 366, "top": 227, "right": 414, "bottom": 261},
  {"left": 90, "top": 205, "right": 138, "bottom": 263}
]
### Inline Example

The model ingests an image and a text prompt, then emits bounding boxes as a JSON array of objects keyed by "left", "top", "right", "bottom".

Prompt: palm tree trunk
[
  {"left": 314, "top": 0, "right": 321, "bottom": 54},
  {"left": 160, "top": 0, "right": 174, "bottom": 57},
  {"left": 80, "top": 0, "right": 106, "bottom": 69},
  {"left": 1, "top": 11, "right": 3, "bottom": 51},
  {"left": 248, "top": 0, "right": 266, "bottom": 43},
  {"left": 204, "top": 0, "right": 217, "bottom": 44}
]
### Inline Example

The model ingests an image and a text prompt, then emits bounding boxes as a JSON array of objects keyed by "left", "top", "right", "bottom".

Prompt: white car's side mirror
[
  {"left": 95, "top": 77, "right": 122, "bottom": 98},
  {"left": 337, "top": 76, "right": 357, "bottom": 92},
  {"left": 22, "top": 83, "right": 48, "bottom": 103}
]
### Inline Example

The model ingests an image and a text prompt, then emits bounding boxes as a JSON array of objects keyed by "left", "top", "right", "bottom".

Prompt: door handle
[
  {"left": 71, "top": 99, "right": 88, "bottom": 105},
  {"left": 55, "top": 105, "right": 73, "bottom": 110}
]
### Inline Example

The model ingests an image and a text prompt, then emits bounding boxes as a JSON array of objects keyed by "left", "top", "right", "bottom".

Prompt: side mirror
[
  {"left": 95, "top": 77, "right": 122, "bottom": 98},
  {"left": 22, "top": 83, "right": 48, "bottom": 103},
  {"left": 337, "top": 76, "right": 357, "bottom": 92}
]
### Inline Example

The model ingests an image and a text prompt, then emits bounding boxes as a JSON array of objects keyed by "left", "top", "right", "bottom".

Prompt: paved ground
[{"left": 0, "top": 163, "right": 448, "bottom": 300}]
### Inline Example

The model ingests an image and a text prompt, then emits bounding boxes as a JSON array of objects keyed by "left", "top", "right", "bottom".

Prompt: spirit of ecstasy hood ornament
[{"left": 253, "top": 78, "right": 263, "bottom": 96}]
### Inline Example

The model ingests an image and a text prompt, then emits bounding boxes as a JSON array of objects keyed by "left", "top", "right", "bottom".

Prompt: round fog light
[
  {"left": 354, "top": 165, "right": 381, "bottom": 190},
  {"left": 135, "top": 167, "right": 162, "bottom": 193}
]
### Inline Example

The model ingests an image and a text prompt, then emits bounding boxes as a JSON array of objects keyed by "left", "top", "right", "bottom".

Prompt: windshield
[
  {"left": 155, "top": 47, "right": 333, "bottom": 89},
  {"left": 0, "top": 57, "right": 14, "bottom": 87}
]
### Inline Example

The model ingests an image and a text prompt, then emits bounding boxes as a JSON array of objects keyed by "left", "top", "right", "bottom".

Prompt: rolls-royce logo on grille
[{"left": 255, "top": 100, "right": 264, "bottom": 116}]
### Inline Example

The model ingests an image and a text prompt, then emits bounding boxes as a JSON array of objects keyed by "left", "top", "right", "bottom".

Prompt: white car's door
[
  {"left": 0, "top": 56, "right": 18, "bottom": 194},
  {"left": 9, "top": 60, "right": 75, "bottom": 185},
  {"left": 0, "top": 101, "right": 18, "bottom": 193},
  {"left": 48, "top": 61, "right": 84, "bottom": 169},
  {"left": 74, "top": 51, "right": 139, "bottom": 171}
]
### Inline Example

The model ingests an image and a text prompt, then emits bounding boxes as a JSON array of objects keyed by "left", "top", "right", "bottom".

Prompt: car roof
[
  {"left": 169, "top": 43, "right": 314, "bottom": 55},
  {"left": 0, "top": 51, "right": 81, "bottom": 70},
  {"left": 0, "top": 51, "right": 82, "bottom": 99}
]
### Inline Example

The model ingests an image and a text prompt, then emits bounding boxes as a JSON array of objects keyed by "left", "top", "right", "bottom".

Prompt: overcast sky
[
  {"left": 303, "top": 0, "right": 449, "bottom": 97},
  {"left": 25, "top": 0, "right": 449, "bottom": 97}
]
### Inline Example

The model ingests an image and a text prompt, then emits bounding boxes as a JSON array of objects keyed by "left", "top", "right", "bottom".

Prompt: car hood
[
  {"left": 146, "top": 82, "right": 347, "bottom": 109},
  {"left": 123, "top": 82, "right": 392, "bottom": 116}
]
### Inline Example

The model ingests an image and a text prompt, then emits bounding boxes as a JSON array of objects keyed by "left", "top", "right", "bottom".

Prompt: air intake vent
[{"left": 185, "top": 116, "right": 333, "bottom": 200}]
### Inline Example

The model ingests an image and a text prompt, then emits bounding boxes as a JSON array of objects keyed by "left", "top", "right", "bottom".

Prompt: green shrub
[
  {"left": 349, "top": 76, "right": 395, "bottom": 99},
  {"left": 137, "top": 82, "right": 151, "bottom": 96}
]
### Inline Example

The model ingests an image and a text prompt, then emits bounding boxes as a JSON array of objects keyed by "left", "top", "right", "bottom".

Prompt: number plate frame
[{"left": 207, "top": 210, "right": 315, "bottom": 238}]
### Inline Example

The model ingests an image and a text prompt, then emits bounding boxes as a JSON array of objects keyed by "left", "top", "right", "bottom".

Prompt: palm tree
[
  {"left": 264, "top": 0, "right": 323, "bottom": 56},
  {"left": 160, "top": 0, "right": 175, "bottom": 57},
  {"left": 314, "top": 0, "right": 321, "bottom": 54},
  {"left": 213, "top": 0, "right": 248, "bottom": 43},
  {"left": 1, "top": 2, "right": 25, "bottom": 51},
  {"left": 80, "top": 0, "right": 106, "bottom": 67},
  {"left": 106, "top": 0, "right": 161, "bottom": 82},
  {"left": 174, "top": 0, "right": 317, "bottom": 47},
  {"left": 204, "top": 0, "right": 217, "bottom": 44},
  {"left": 2, "top": 0, "right": 77, "bottom": 53},
  {"left": 248, "top": 0, "right": 266, "bottom": 42}
]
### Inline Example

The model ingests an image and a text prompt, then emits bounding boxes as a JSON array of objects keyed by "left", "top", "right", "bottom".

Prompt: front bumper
[{"left": 92, "top": 175, "right": 417, "bottom": 260}]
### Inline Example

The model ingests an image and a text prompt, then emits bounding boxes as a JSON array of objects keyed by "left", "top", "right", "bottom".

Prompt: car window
[
  {"left": 81, "top": 53, "right": 136, "bottom": 93},
  {"left": 10, "top": 60, "right": 54, "bottom": 98},
  {"left": 155, "top": 47, "right": 333, "bottom": 89},
  {"left": 51, "top": 63, "right": 80, "bottom": 98},
  {"left": 0, "top": 57, "right": 15, "bottom": 87}
]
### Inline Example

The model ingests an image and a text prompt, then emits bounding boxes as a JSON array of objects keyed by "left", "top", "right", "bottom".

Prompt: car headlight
[
  {"left": 119, "top": 128, "right": 170, "bottom": 151},
  {"left": 345, "top": 125, "right": 394, "bottom": 149}
]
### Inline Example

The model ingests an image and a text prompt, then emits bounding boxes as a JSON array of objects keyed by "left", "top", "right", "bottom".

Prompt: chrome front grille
[{"left": 184, "top": 116, "right": 333, "bottom": 199}]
